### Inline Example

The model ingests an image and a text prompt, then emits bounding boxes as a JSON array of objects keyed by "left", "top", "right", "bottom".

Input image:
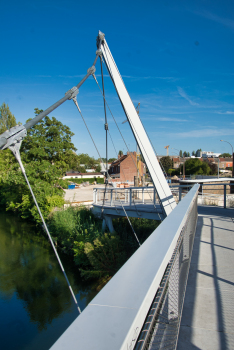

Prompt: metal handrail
[{"left": 50, "top": 184, "right": 199, "bottom": 350}]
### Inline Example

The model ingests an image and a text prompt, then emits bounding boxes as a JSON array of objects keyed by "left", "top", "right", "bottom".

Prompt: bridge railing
[
  {"left": 51, "top": 184, "right": 199, "bottom": 350},
  {"left": 93, "top": 186, "right": 160, "bottom": 207},
  {"left": 93, "top": 185, "right": 193, "bottom": 207}
]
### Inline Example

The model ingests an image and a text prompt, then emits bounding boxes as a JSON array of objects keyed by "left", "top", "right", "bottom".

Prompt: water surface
[{"left": 0, "top": 212, "right": 98, "bottom": 349}]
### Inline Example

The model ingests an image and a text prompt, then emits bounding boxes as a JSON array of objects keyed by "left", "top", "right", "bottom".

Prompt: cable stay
[
  {"left": 92, "top": 63, "right": 166, "bottom": 218},
  {"left": 0, "top": 31, "right": 180, "bottom": 306},
  {"left": 70, "top": 81, "right": 141, "bottom": 247},
  {"left": 9, "top": 140, "right": 81, "bottom": 314}
]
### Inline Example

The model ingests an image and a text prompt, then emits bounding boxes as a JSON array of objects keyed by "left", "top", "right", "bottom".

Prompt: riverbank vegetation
[
  {"left": 48, "top": 206, "right": 160, "bottom": 284},
  {"left": 0, "top": 105, "right": 160, "bottom": 285}
]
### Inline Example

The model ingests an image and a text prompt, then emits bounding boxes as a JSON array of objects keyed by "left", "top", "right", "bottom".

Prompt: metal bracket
[
  {"left": 0, "top": 124, "right": 27, "bottom": 151},
  {"left": 96, "top": 49, "right": 102, "bottom": 56},
  {"left": 8, "top": 139, "right": 25, "bottom": 173},
  {"left": 87, "top": 65, "right": 96, "bottom": 76},
  {"left": 65, "top": 86, "right": 79, "bottom": 100}
]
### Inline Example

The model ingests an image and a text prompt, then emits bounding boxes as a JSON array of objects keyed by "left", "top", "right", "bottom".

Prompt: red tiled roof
[{"left": 110, "top": 155, "right": 128, "bottom": 166}]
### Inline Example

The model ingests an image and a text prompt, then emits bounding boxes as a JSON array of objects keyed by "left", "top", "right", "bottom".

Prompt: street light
[{"left": 220, "top": 140, "right": 234, "bottom": 178}]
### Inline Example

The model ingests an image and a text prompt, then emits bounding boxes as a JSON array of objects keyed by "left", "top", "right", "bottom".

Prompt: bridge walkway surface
[{"left": 177, "top": 205, "right": 234, "bottom": 350}]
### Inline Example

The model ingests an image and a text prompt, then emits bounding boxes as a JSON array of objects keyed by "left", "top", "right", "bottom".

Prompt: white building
[
  {"left": 201, "top": 151, "right": 221, "bottom": 158},
  {"left": 63, "top": 172, "right": 104, "bottom": 180}
]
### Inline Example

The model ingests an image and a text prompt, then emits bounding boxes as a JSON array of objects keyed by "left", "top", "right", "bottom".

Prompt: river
[{"left": 0, "top": 211, "right": 99, "bottom": 350}]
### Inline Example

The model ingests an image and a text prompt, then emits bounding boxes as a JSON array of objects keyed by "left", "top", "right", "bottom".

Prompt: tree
[
  {"left": 118, "top": 150, "right": 123, "bottom": 157},
  {"left": 0, "top": 109, "right": 78, "bottom": 222},
  {"left": 195, "top": 148, "right": 202, "bottom": 157},
  {"left": 183, "top": 151, "right": 188, "bottom": 157},
  {"left": 95, "top": 164, "right": 101, "bottom": 172},
  {"left": 219, "top": 153, "right": 231, "bottom": 158},
  {"left": 179, "top": 150, "right": 183, "bottom": 157},
  {"left": 160, "top": 156, "right": 173, "bottom": 172},
  {"left": 187, "top": 152, "right": 190, "bottom": 157},
  {"left": 108, "top": 157, "right": 116, "bottom": 163},
  {"left": 0, "top": 102, "right": 18, "bottom": 133},
  {"left": 185, "top": 158, "right": 210, "bottom": 175},
  {"left": 192, "top": 150, "right": 195, "bottom": 156},
  {"left": 78, "top": 153, "right": 97, "bottom": 169}
]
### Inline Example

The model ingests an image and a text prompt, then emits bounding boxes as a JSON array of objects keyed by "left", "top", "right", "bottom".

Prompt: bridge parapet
[{"left": 51, "top": 184, "right": 199, "bottom": 350}]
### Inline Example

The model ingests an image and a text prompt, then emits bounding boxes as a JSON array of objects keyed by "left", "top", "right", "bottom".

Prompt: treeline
[
  {"left": 160, "top": 156, "right": 218, "bottom": 175},
  {"left": 178, "top": 149, "right": 202, "bottom": 158}
]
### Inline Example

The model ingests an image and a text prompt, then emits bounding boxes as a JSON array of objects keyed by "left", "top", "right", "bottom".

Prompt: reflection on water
[{"left": 0, "top": 212, "right": 98, "bottom": 350}]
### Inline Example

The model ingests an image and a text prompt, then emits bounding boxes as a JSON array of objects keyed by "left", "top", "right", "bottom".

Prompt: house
[
  {"left": 172, "top": 157, "right": 181, "bottom": 169},
  {"left": 108, "top": 152, "right": 146, "bottom": 182}
]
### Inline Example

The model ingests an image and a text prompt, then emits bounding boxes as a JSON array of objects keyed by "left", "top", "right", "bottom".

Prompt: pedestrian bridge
[{"left": 51, "top": 183, "right": 234, "bottom": 350}]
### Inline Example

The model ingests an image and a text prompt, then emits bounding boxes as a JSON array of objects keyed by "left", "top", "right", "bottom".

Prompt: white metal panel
[{"left": 100, "top": 39, "right": 176, "bottom": 216}]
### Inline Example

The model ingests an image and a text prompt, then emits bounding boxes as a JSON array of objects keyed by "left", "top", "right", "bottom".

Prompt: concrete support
[{"left": 102, "top": 215, "right": 115, "bottom": 233}]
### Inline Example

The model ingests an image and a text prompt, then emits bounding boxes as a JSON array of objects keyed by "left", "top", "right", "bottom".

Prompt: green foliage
[
  {"left": 95, "top": 164, "right": 101, "bottom": 172},
  {"left": 118, "top": 150, "right": 123, "bottom": 157},
  {"left": 179, "top": 150, "right": 183, "bottom": 157},
  {"left": 185, "top": 158, "right": 210, "bottom": 175},
  {"left": 108, "top": 157, "right": 116, "bottom": 163},
  {"left": 48, "top": 207, "right": 102, "bottom": 267},
  {"left": 195, "top": 148, "right": 202, "bottom": 157},
  {"left": 0, "top": 102, "right": 18, "bottom": 133},
  {"left": 67, "top": 177, "right": 104, "bottom": 185},
  {"left": 219, "top": 153, "right": 232, "bottom": 158},
  {"left": 204, "top": 160, "right": 218, "bottom": 175},
  {"left": 48, "top": 206, "right": 160, "bottom": 282},
  {"left": 160, "top": 156, "right": 173, "bottom": 172},
  {"left": 78, "top": 153, "right": 98, "bottom": 170},
  {"left": 80, "top": 234, "right": 127, "bottom": 280},
  {"left": 0, "top": 109, "right": 78, "bottom": 222}
]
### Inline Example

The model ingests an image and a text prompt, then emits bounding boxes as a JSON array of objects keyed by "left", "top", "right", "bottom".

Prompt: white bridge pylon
[{"left": 99, "top": 32, "right": 176, "bottom": 216}]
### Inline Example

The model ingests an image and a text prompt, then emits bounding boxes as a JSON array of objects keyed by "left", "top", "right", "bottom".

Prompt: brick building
[{"left": 108, "top": 152, "right": 146, "bottom": 182}]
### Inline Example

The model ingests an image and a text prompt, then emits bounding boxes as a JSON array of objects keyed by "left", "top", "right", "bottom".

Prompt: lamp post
[
  {"left": 172, "top": 148, "right": 185, "bottom": 179},
  {"left": 220, "top": 140, "right": 234, "bottom": 178}
]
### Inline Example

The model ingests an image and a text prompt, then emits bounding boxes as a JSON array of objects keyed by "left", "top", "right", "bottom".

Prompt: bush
[
  {"left": 66, "top": 177, "right": 104, "bottom": 184},
  {"left": 48, "top": 207, "right": 160, "bottom": 282}
]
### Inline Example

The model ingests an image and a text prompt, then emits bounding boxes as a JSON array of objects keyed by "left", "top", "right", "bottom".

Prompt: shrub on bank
[{"left": 48, "top": 206, "right": 160, "bottom": 281}]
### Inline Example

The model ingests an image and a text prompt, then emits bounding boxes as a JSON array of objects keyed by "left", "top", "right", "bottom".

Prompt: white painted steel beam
[{"left": 100, "top": 37, "right": 176, "bottom": 216}]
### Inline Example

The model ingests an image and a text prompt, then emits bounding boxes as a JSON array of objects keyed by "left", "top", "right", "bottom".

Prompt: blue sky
[{"left": 0, "top": 0, "right": 234, "bottom": 159}]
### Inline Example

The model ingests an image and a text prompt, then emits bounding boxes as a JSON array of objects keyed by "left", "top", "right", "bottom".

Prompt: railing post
[
  {"left": 142, "top": 188, "right": 144, "bottom": 204},
  {"left": 129, "top": 188, "right": 132, "bottom": 206},
  {"left": 224, "top": 184, "right": 226, "bottom": 209},
  {"left": 110, "top": 189, "right": 113, "bottom": 206},
  {"left": 179, "top": 186, "right": 182, "bottom": 202},
  {"left": 153, "top": 187, "right": 156, "bottom": 205}
]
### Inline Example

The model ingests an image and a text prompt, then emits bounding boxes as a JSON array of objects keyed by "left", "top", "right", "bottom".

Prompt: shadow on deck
[{"left": 177, "top": 205, "right": 234, "bottom": 350}]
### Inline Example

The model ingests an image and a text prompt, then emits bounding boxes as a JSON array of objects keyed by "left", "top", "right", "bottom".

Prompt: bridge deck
[{"left": 177, "top": 205, "right": 234, "bottom": 350}]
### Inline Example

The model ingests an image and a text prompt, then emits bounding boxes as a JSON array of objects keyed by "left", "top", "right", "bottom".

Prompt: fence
[
  {"left": 134, "top": 187, "right": 198, "bottom": 350},
  {"left": 93, "top": 186, "right": 160, "bottom": 207},
  {"left": 93, "top": 186, "right": 192, "bottom": 208},
  {"left": 51, "top": 184, "right": 199, "bottom": 350}
]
